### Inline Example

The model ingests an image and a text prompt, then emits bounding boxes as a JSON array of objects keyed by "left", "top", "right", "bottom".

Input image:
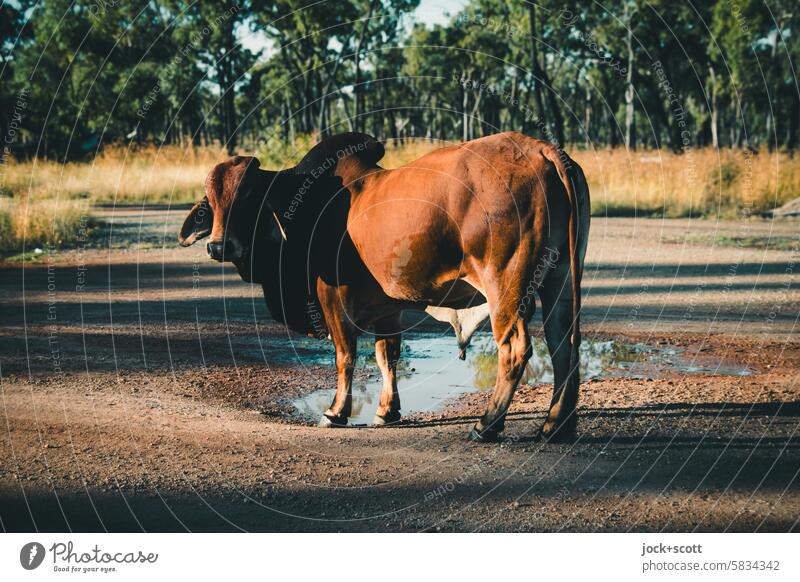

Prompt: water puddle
[{"left": 250, "top": 333, "right": 750, "bottom": 425}]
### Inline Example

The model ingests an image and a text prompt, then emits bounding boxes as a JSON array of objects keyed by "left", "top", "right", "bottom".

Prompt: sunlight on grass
[
  {"left": 0, "top": 139, "right": 797, "bottom": 255},
  {"left": 578, "top": 148, "right": 800, "bottom": 218},
  {"left": 0, "top": 197, "right": 94, "bottom": 254},
  {"left": 1, "top": 144, "right": 227, "bottom": 205}
]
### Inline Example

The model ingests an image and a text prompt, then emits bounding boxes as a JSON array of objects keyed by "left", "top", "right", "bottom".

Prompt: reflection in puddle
[{"left": 260, "top": 333, "right": 750, "bottom": 425}]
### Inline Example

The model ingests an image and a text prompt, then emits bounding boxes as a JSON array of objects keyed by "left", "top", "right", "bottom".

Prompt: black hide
[
  {"left": 235, "top": 133, "right": 384, "bottom": 336},
  {"left": 230, "top": 173, "right": 343, "bottom": 336}
]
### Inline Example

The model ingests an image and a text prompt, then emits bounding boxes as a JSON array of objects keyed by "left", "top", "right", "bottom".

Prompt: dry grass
[
  {"left": 382, "top": 139, "right": 443, "bottom": 167},
  {"left": 576, "top": 148, "right": 800, "bottom": 218},
  {"left": 0, "top": 144, "right": 228, "bottom": 205},
  {"left": 0, "top": 138, "right": 459, "bottom": 207},
  {"left": 0, "top": 197, "right": 94, "bottom": 254},
  {"left": 0, "top": 139, "right": 797, "bottom": 253}
]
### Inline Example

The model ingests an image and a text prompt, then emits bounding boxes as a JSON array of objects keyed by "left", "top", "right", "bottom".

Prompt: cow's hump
[{"left": 294, "top": 132, "right": 385, "bottom": 175}]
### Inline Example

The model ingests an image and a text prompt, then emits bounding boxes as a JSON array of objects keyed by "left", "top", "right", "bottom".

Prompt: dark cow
[{"left": 179, "top": 132, "right": 590, "bottom": 442}]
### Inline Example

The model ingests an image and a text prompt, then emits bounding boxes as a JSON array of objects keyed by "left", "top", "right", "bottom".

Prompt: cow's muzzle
[{"left": 207, "top": 238, "right": 242, "bottom": 262}]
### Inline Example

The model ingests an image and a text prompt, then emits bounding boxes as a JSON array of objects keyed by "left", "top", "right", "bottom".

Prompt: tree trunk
[
  {"left": 389, "top": 106, "right": 398, "bottom": 145},
  {"left": 527, "top": 4, "right": 548, "bottom": 132},
  {"left": 462, "top": 71, "right": 470, "bottom": 142},
  {"left": 766, "top": 112, "right": 774, "bottom": 152},
  {"left": 220, "top": 17, "right": 237, "bottom": 155},
  {"left": 354, "top": 0, "right": 378, "bottom": 133},
  {"left": 469, "top": 87, "right": 483, "bottom": 139},
  {"left": 335, "top": 82, "right": 355, "bottom": 132},
  {"left": 624, "top": 1, "right": 636, "bottom": 151},
  {"left": 218, "top": 57, "right": 235, "bottom": 154},
  {"left": 317, "top": 36, "right": 351, "bottom": 137},
  {"left": 541, "top": 62, "right": 565, "bottom": 145},
  {"left": 736, "top": 102, "right": 747, "bottom": 148},
  {"left": 766, "top": 26, "right": 780, "bottom": 152},
  {"left": 708, "top": 65, "right": 719, "bottom": 149},
  {"left": 584, "top": 81, "right": 592, "bottom": 148},
  {"left": 527, "top": 4, "right": 565, "bottom": 144},
  {"left": 787, "top": 93, "right": 798, "bottom": 152},
  {"left": 377, "top": 78, "right": 386, "bottom": 139},
  {"left": 508, "top": 75, "right": 517, "bottom": 131},
  {"left": 285, "top": 92, "right": 296, "bottom": 144},
  {"left": 301, "top": 68, "right": 312, "bottom": 133}
]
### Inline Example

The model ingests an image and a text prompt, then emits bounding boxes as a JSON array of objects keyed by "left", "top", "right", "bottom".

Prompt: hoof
[
  {"left": 539, "top": 420, "right": 577, "bottom": 443},
  {"left": 468, "top": 426, "right": 500, "bottom": 443},
  {"left": 318, "top": 414, "right": 347, "bottom": 428},
  {"left": 371, "top": 410, "right": 401, "bottom": 426}
]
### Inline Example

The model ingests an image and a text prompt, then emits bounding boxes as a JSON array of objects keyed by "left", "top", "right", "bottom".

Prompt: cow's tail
[{"left": 542, "top": 146, "right": 588, "bottom": 382}]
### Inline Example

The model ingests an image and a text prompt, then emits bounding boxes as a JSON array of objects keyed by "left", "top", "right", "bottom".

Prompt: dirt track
[{"left": 0, "top": 209, "right": 798, "bottom": 532}]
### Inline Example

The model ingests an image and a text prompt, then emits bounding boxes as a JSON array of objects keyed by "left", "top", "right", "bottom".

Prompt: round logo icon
[{"left": 20, "top": 542, "right": 46, "bottom": 570}]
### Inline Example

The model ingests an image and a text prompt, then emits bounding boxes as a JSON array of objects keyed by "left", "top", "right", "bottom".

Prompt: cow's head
[
  {"left": 179, "top": 156, "right": 276, "bottom": 261},
  {"left": 179, "top": 156, "right": 345, "bottom": 279}
]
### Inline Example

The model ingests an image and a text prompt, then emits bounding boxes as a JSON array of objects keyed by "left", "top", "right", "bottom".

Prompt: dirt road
[{"left": 1, "top": 209, "right": 798, "bottom": 531}]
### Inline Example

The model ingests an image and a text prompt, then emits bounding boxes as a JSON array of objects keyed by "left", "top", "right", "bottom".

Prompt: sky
[
  {"left": 239, "top": 0, "right": 470, "bottom": 56},
  {"left": 414, "top": 0, "right": 469, "bottom": 26}
]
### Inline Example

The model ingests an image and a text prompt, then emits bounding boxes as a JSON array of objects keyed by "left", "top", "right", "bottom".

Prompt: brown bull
[{"left": 179, "top": 132, "right": 590, "bottom": 442}]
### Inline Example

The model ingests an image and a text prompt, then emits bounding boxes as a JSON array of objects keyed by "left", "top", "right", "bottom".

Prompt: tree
[
  {"left": 4, "top": 0, "right": 798, "bottom": 158},
  {"left": 170, "top": 0, "right": 256, "bottom": 154}
]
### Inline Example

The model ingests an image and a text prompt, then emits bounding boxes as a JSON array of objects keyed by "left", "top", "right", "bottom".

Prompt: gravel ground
[{"left": 0, "top": 209, "right": 797, "bottom": 532}]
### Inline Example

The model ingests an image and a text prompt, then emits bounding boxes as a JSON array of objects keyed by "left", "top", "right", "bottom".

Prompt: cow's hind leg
[
  {"left": 372, "top": 316, "right": 402, "bottom": 426},
  {"left": 469, "top": 278, "right": 533, "bottom": 443},
  {"left": 538, "top": 271, "right": 580, "bottom": 442}
]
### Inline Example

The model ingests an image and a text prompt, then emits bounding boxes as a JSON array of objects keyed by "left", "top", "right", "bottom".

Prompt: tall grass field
[{"left": 0, "top": 139, "right": 798, "bottom": 256}]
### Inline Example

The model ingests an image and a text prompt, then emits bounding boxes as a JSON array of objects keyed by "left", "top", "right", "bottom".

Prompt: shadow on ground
[{"left": 2, "top": 400, "right": 797, "bottom": 533}]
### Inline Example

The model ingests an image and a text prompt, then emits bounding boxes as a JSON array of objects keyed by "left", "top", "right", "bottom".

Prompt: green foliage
[
  {"left": 254, "top": 133, "right": 317, "bottom": 169},
  {"left": 1, "top": 0, "right": 798, "bottom": 162}
]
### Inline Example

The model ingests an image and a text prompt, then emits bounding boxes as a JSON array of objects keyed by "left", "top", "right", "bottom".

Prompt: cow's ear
[{"left": 178, "top": 196, "right": 213, "bottom": 246}]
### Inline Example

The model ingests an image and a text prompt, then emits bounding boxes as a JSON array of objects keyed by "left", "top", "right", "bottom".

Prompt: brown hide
[{"left": 180, "top": 131, "right": 591, "bottom": 441}]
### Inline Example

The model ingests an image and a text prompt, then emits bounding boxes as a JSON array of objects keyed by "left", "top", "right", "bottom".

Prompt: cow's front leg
[
  {"left": 320, "top": 332, "right": 357, "bottom": 428},
  {"left": 372, "top": 317, "right": 402, "bottom": 426},
  {"left": 316, "top": 282, "right": 358, "bottom": 428}
]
